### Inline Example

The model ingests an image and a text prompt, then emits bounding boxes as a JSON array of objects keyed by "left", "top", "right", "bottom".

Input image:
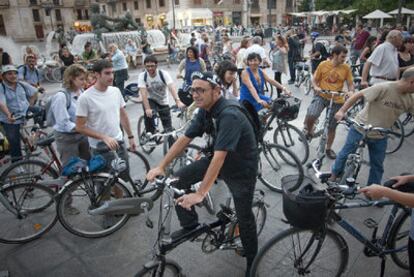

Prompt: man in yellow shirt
[{"left": 303, "top": 45, "right": 354, "bottom": 159}]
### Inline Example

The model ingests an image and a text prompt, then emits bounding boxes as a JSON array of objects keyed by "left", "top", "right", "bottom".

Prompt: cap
[
  {"left": 191, "top": 71, "right": 218, "bottom": 86},
  {"left": 1, "top": 65, "right": 18, "bottom": 75},
  {"left": 310, "top": 32, "right": 319, "bottom": 39}
]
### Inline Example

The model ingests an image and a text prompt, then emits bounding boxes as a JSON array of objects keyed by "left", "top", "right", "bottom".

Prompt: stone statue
[
  {"left": 90, "top": 3, "right": 115, "bottom": 40},
  {"left": 113, "top": 11, "right": 140, "bottom": 31},
  {"left": 55, "top": 26, "right": 66, "bottom": 45}
]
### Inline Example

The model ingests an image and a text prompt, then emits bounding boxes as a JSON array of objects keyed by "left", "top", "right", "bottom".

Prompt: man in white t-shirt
[
  {"left": 76, "top": 59, "right": 136, "bottom": 181},
  {"left": 138, "top": 55, "right": 184, "bottom": 135},
  {"left": 244, "top": 36, "right": 270, "bottom": 67}
]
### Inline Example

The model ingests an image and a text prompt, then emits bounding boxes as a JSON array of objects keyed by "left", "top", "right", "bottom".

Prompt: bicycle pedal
[{"left": 364, "top": 218, "right": 378, "bottom": 229}]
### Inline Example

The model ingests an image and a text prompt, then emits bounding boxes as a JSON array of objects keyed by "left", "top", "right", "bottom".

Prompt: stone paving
[{"left": 1, "top": 60, "right": 413, "bottom": 277}]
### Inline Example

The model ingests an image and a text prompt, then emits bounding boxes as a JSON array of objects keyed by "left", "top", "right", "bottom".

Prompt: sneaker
[
  {"left": 325, "top": 149, "right": 337, "bottom": 160},
  {"left": 171, "top": 224, "right": 199, "bottom": 240}
]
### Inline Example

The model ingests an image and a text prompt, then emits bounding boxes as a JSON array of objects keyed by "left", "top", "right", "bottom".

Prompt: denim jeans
[
  {"left": 1, "top": 122, "right": 22, "bottom": 162},
  {"left": 173, "top": 157, "right": 258, "bottom": 269},
  {"left": 113, "top": 68, "right": 129, "bottom": 99},
  {"left": 288, "top": 57, "right": 296, "bottom": 82},
  {"left": 332, "top": 126, "right": 387, "bottom": 185}
]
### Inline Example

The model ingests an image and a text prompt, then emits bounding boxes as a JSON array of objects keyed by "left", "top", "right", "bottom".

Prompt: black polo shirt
[{"left": 185, "top": 97, "right": 258, "bottom": 182}]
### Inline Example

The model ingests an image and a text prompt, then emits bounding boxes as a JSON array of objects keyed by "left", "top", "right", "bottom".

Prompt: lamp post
[{"left": 171, "top": 0, "right": 176, "bottom": 30}]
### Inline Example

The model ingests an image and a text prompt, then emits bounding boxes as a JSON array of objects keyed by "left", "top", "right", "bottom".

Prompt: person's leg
[
  {"left": 173, "top": 158, "right": 211, "bottom": 228},
  {"left": 274, "top": 71, "right": 282, "bottom": 97},
  {"left": 303, "top": 95, "right": 325, "bottom": 138},
  {"left": 157, "top": 103, "right": 173, "bottom": 132},
  {"left": 331, "top": 126, "right": 363, "bottom": 178},
  {"left": 2, "top": 123, "right": 22, "bottom": 162},
  {"left": 54, "top": 132, "right": 82, "bottom": 167},
  {"left": 226, "top": 178, "right": 257, "bottom": 275},
  {"left": 288, "top": 57, "right": 295, "bottom": 82},
  {"left": 366, "top": 137, "right": 387, "bottom": 185},
  {"left": 143, "top": 99, "right": 157, "bottom": 134},
  {"left": 326, "top": 103, "right": 342, "bottom": 158}
]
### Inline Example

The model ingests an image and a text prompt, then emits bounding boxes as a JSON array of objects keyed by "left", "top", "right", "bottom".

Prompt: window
[
  {"left": 122, "top": 2, "right": 127, "bottom": 11},
  {"left": 146, "top": 0, "right": 151, "bottom": 9},
  {"left": 159, "top": 0, "right": 165, "bottom": 7},
  {"left": 55, "top": 9, "right": 62, "bottom": 21},
  {"left": 102, "top": 5, "right": 106, "bottom": 14},
  {"left": 112, "top": 4, "right": 117, "bottom": 13},
  {"left": 135, "top": 18, "right": 141, "bottom": 24},
  {"left": 45, "top": 9, "right": 50, "bottom": 16},
  {"left": 32, "top": 9, "right": 40, "bottom": 22},
  {"left": 286, "top": 0, "right": 293, "bottom": 10},
  {"left": 52, "top": 0, "right": 60, "bottom": 5},
  {"left": 29, "top": 0, "right": 37, "bottom": 5},
  {"left": 85, "top": 9, "right": 89, "bottom": 19},
  {"left": 134, "top": 1, "right": 138, "bottom": 9},
  {"left": 193, "top": 0, "right": 201, "bottom": 4},
  {"left": 251, "top": 0, "right": 259, "bottom": 9},
  {"left": 234, "top": 0, "right": 241, "bottom": 3},
  {"left": 268, "top": 0, "right": 276, "bottom": 9},
  {"left": 174, "top": 0, "right": 179, "bottom": 5},
  {"left": 76, "top": 9, "right": 82, "bottom": 20}
]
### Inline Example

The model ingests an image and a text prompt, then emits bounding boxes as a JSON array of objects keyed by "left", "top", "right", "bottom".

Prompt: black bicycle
[
  {"left": 135, "top": 176, "right": 267, "bottom": 276},
  {"left": 250, "top": 161, "right": 411, "bottom": 277}
]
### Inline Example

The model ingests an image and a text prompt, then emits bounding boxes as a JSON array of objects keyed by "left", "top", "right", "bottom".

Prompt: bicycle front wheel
[
  {"left": 57, "top": 175, "right": 132, "bottom": 238},
  {"left": 135, "top": 259, "right": 182, "bottom": 277},
  {"left": 386, "top": 119, "right": 404, "bottom": 154},
  {"left": 389, "top": 208, "right": 411, "bottom": 270},
  {"left": 137, "top": 116, "right": 156, "bottom": 154},
  {"left": 272, "top": 123, "right": 309, "bottom": 164},
  {"left": 250, "top": 228, "right": 348, "bottom": 277},
  {"left": 167, "top": 144, "right": 202, "bottom": 176},
  {"left": 259, "top": 143, "right": 304, "bottom": 192},
  {"left": 0, "top": 182, "right": 57, "bottom": 243}
]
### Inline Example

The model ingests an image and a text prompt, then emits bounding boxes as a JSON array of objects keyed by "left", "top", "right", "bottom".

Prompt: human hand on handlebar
[
  {"left": 176, "top": 192, "right": 204, "bottom": 210},
  {"left": 358, "top": 185, "right": 389, "bottom": 200},
  {"left": 258, "top": 99, "right": 270, "bottom": 109},
  {"left": 146, "top": 166, "right": 165, "bottom": 182},
  {"left": 102, "top": 135, "right": 119, "bottom": 151},
  {"left": 145, "top": 108, "right": 153, "bottom": 118},
  {"left": 334, "top": 110, "right": 346, "bottom": 122}
]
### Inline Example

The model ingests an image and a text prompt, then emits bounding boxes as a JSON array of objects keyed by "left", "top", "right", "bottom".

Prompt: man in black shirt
[{"left": 147, "top": 72, "right": 259, "bottom": 276}]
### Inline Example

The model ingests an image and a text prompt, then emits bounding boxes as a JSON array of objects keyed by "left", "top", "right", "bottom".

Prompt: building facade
[{"left": 0, "top": 0, "right": 298, "bottom": 41}]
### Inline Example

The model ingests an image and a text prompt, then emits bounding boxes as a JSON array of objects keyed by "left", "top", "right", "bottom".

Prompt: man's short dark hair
[
  {"left": 92, "top": 59, "right": 113, "bottom": 73},
  {"left": 331, "top": 45, "right": 348, "bottom": 56},
  {"left": 84, "top": 42, "right": 92, "bottom": 49},
  {"left": 144, "top": 55, "right": 158, "bottom": 65}
]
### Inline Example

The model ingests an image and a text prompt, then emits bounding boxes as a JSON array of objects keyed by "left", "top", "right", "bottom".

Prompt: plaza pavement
[{"left": 1, "top": 59, "right": 413, "bottom": 277}]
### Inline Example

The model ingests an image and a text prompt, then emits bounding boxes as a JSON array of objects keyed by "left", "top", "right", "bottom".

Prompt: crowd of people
[{"left": 1, "top": 21, "right": 414, "bottom": 277}]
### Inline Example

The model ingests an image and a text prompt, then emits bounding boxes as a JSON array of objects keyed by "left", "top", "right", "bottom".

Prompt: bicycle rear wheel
[
  {"left": 386, "top": 119, "right": 404, "bottom": 154},
  {"left": 250, "top": 228, "right": 348, "bottom": 277},
  {"left": 137, "top": 116, "right": 156, "bottom": 154},
  {"left": 259, "top": 143, "right": 304, "bottom": 192},
  {"left": 272, "top": 123, "right": 309, "bottom": 164},
  {"left": 167, "top": 144, "right": 202, "bottom": 176},
  {"left": 400, "top": 113, "right": 414, "bottom": 138},
  {"left": 389, "top": 208, "right": 411, "bottom": 270},
  {"left": 57, "top": 175, "right": 132, "bottom": 238},
  {"left": 0, "top": 182, "right": 57, "bottom": 243},
  {"left": 135, "top": 259, "right": 182, "bottom": 277}
]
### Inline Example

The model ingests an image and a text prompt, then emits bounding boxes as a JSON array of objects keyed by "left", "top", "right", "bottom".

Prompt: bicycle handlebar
[
  {"left": 340, "top": 117, "right": 398, "bottom": 136},
  {"left": 319, "top": 90, "right": 346, "bottom": 96},
  {"left": 153, "top": 176, "right": 196, "bottom": 198}
]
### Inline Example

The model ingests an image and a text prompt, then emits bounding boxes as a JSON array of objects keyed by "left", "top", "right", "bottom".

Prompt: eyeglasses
[
  {"left": 145, "top": 65, "right": 157, "bottom": 68},
  {"left": 190, "top": 87, "right": 208, "bottom": 95}
]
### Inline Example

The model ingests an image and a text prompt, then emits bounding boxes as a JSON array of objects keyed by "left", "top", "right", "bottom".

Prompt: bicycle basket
[
  {"left": 272, "top": 97, "right": 301, "bottom": 122},
  {"left": 282, "top": 175, "right": 330, "bottom": 229}
]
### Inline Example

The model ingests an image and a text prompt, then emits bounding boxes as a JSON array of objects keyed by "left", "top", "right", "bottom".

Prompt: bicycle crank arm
[{"left": 88, "top": 198, "right": 153, "bottom": 216}]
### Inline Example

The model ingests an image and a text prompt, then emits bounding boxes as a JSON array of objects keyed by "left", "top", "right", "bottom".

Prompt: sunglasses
[{"left": 190, "top": 87, "right": 208, "bottom": 95}]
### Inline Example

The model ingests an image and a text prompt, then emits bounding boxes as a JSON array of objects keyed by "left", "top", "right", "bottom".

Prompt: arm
[
  {"left": 140, "top": 87, "right": 152, "bottom": 118},
  {"left": 200, "top": 59, "right": 206, "bottom": 72},
  {"left": 120, "top": 106, "right": 136, "bottom": 151},
  {"left": 176, "top": 151, "right": 227, "bottom": 209},
  {"left": 361, "top": 61, "right": 372, "bottom": 86},
  {"left": 76, "top": 116, "right": 118, "bottom": 150},
  {"left": 241, "top": 70, "right": 266, "bottom": 106},
  {"left": 231, "top": 80, "right": 239, "bottom": 98},
  {"left": 0, "top": 103, "right": 14, "bottom": 123},
  {"left": 177, "top": 60, "right": 185, "bottom": 78},
  {"left": 51, "top": 93, "right": 75, "bottom": 132},
  {"left": 359, "top": 47, "right": 370, "bottom": 62},
  {"left": 262, "top": 70, "right": 288, "bottom": 93},
  {"left": 334, "top": 91, "right": 364, "bottom": 121},
  {"left": 167, "top": 84, "right": 185, "bottom": 108}
]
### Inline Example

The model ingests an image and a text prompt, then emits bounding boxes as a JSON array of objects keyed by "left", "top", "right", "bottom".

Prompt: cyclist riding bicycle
[
  {"left": 303, "top": 45, "right": 355, "bottom": 160},
  {"left": 138, "top": 55, "right": 184, "bottom": 136},
  {"left": 147, "top": 71, "right": 259, "bottom": 277}
]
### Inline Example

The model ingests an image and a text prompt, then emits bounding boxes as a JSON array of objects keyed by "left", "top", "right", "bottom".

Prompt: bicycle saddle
[
  {"left": 37, "top": 134, "right": 55, "bottom": 147},
  {"left": 383, "top": 176, "right": 414, "bottom": 193}
]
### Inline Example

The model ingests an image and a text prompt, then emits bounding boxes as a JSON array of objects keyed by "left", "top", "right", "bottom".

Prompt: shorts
[{"left": 306, "top": 94, "right": 342, "bottom": 130}]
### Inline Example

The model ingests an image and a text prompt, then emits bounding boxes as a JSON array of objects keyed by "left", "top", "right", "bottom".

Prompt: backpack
[
  {"left": 17, "top": 65, "right": 40, "bottom": 85},
  {"left": 144, "top": 70, "right": 166, "bottom": 86},
  {"left": 45, "top": 90, "right": 72, "bottom": 127}
]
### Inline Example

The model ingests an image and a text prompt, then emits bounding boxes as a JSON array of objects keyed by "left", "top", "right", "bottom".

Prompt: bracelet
[{"left": 128, "top": 135, "right": 134, "bottom": 139}]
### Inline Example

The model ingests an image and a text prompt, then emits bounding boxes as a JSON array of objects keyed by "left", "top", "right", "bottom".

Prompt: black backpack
[
  {"left": 144, "top": 70, "right": 166, "bottom": 86},
  {"left": 17, "top": 65, "right": 40, "bottom": 85}
]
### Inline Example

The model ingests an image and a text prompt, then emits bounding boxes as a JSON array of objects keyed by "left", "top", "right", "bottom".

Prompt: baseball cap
[
  {"left": 191, "top": 71, "right": 218, "bottom": 86},
  {"left": 1, "top": 65, "right": 18, "bottom": 75}
]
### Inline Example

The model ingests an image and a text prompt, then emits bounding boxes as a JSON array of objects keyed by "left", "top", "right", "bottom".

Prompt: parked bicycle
[
  {"left": 135, "top": 176, "right": 267, "bottom": 276},
  {"left": 294, "top": 58, "right": 312, "bottom": 95},
  {"left": 250, "top": 161, "right": 411, "bottom": 276}
]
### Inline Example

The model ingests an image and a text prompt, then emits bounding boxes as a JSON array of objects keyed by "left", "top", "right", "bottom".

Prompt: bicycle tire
[
  {"left": 272, "top": 123, "right": 309, "bottom": 165},
  {"left": 258, "top": 143, "right": 304, "bottom": 193},
  {"left": 0, "top": 182, "right": 58, "bottom": 243},
  {"left": 388, "top": 208, "right": 411, "bottom": 270},
  {"left": 400, "top": 113, "right": 414, "bottom": 138},
  {"left": 167, "top": 144, "right": 202, "bottom": 176},
  {"left": 0, "top": 159, "right": 59, "bottom": 186},
  {"left": 304, "top": 75, "right": 312, "bottom": 95},
  {"left": 135, "top": 259, "right": 183, "bottom": 277},
  {"left": 137, "top": 116, "right": 156, "bottom": 154},
  {"left": 264, "top": 82, "right": 274, "bottom": 99},
  {"left": 386, "top": 119, "right": 404, "bottom": 155},
  {"left": 127, "top": 150, "right": 162, "bottom": 201},
  {"left": 57, "top": 174, "right": 132, "bottom": 238},
  {"left": 52, "top": 67, "right": 62, "bottom": 82},
  {"left": 250, "top": 227, "right": 348, "bottom": 277}
]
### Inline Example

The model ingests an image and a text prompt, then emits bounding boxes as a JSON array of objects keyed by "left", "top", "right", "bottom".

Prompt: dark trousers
[
  {"left": 113, "top": 68, "right": 128, "bottom": 99},
  {"left": 174, "top": 157, "right": 258, "bottom": 268},
  {"left": 1, "top": 122, "right": 22, "bottom": 162},
  {"left": 409, "top": 237, "right": 414, "bottom": 276},
  {"left": 288, "top": 57, "right": 296, "bottom": 82},
  {"left": 274, "top": 71, "right": 282, "bottom": 98},
  {"left": 143, "top": 99, "right": 173, "bottom": 133}
]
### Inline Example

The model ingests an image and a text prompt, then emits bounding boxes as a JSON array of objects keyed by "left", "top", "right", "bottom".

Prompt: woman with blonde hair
[
  {"left": 271, "top": 34, "right": 289, "bottom": 97},
  {"left": 50, "top": 63, "right": 90, "bottom": 166}
]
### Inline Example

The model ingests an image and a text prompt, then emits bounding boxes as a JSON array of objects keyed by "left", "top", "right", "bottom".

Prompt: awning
[
  {"left": 388, "top": 7, "right": 414, "bottom": 15},
  {"left": 363, "top": 9, "right": 392, "bottom": 19}
]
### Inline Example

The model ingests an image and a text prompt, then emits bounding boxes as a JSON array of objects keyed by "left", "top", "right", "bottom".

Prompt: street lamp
[{"left": 171, "top": 0, "right": 176, "bottom": 30}]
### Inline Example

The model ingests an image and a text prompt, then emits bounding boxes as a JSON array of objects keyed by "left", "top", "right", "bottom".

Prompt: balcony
[
  {"left": 75, "top": 0, "right": 89, "bottom": 6},
  {"left": 0, "top": 0, "right": 9, "bottom": 9}
]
